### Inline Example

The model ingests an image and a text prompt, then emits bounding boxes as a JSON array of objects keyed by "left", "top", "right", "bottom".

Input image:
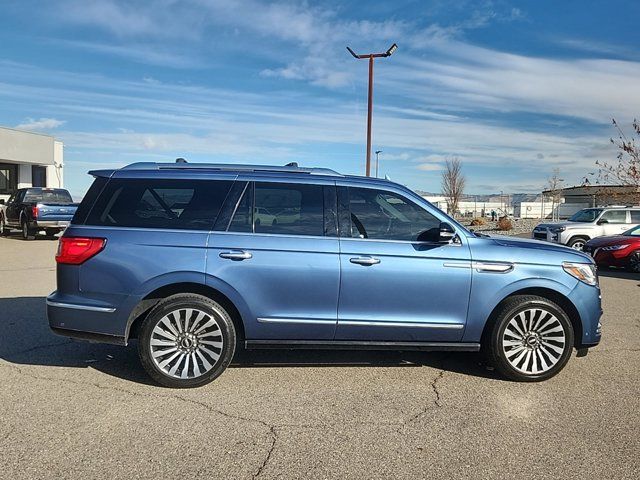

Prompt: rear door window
[
  {"left": 227, "top": 182, "right": 327, "bottom": 236},
  {"left": 631, "top": 211, "right": 640, "bottom": 223},
  {"left": 86, "top": 179, "right": 233, "bottom": 230},
  {"left": 600, "top": 210, "right": 628, "bottom": 224}
]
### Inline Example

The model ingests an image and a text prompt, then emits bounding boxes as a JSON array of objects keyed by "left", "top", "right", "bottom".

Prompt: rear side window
[
  {"left": 86, "top": 179, "right": 233, "bottom": 230},
  {"left": 631, "top": 211, "right": 640, "bottom": 223},
  {"left": 228, "top": 182, "right": 327, "bottom": 236},
  {"left": 72, "top": 177, "right": 107, "bottom": 225}
]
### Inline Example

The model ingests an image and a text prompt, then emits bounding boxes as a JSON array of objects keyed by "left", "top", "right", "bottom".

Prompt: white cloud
[{"left": 15, "top": 117, "right": 66, "bottom": 131}]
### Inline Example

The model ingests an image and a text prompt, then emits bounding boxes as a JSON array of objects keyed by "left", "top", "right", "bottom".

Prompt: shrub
[
  {"left": 470, "top": 217, "right": 487, "bottom": 226},
  {"left": 497, "top": 216, "right": 513, "bottom": 231}
]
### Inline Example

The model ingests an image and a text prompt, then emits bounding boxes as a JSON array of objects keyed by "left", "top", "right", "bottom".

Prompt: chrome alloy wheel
[
  {"left": 150, "top": 308, "right": 224, "bottom": 379},
  {"left": 502, "top": 308, "right": 567, "bottom": 375}
]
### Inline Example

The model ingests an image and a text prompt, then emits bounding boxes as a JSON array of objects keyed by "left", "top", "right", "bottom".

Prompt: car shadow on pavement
[{"left": 0, "top": 296, "right": 502, "bottom": 386}]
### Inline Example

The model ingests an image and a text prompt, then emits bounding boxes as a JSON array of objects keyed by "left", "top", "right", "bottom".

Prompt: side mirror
[
  {"left": 597, "top": 219, "right": 608, "bottom": 225},
  {"left": 439, "top": 222, "right": 456, "bottom": 243}
]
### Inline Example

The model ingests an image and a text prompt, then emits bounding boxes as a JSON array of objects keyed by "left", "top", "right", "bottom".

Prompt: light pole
[
  {"left": 347, "top": 43, "right": 397, "bottom": 177},
  {"left": 374, "top": 150, "right": 382, "bottom": 178}
]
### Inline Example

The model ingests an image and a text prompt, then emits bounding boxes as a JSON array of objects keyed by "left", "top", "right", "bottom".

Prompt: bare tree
[
  {"left": 441, "top": 157, "right": 466, "bottom": 216},
  {"left": 596, "top": 118, "right": 640, "bottom": 204},
  {"left": 546, "top": 168, "right": 564, "bottom": 221}
]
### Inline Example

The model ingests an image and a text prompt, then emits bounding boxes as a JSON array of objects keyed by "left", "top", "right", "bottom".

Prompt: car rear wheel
[
  {"left": 45, "top": 228, "right": 60, "bottom": 238},
  {"left": 138, "top": 293, "right": 236, "bottom": 388},
  {"left": 487, "top": 295, "right": 574, "bottom": 382},
  {"left": 568, "top": 236, "right": 588, "bottom": 251},
  {"left": 628, "top": 251, "right": 640, "bottom": 273},
  {"left": 21, "top": 220, "right": 35, "bottom": 240}
]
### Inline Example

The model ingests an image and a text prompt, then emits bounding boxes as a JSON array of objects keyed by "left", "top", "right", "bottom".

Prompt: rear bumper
[
  {"left": 46, "top": 293, "right": 127, "bottom": 345},
  {"left": 31, "top": 220, "right": 70, "bottom": 229}
]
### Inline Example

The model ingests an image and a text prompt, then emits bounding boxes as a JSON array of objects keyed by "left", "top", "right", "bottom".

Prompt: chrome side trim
[
  {"left": 473, "top": 261, "right": 514, "bottom": 273},
  {"left": 339, "top": 320, "right": 464, "bottom": 329},
  {"left": 443, "top": 261, "right": 472, "bottom": 268},
  {"left": 257, "top": 317, "right": 337, "bottom": 325},
  {"left": 46, "top": 300, "right": 116, "bottom": 313}
]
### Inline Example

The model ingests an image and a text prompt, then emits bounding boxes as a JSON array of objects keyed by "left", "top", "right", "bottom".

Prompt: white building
[
  {"left": 422, "top": 196, "right": 514, "bottom": 217},
  {"left": 0, "top": 126, "right": 64, "bottom": 201}
]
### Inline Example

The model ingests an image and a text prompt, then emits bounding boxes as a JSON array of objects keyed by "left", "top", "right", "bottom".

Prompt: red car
[{"left": 584, "top": 225, "right": 640, "bottom": 272}]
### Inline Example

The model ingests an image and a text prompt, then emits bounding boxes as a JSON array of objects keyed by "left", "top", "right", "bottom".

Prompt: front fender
[{"left": 462, "top": 267, "right": 579, "bottom": 343}]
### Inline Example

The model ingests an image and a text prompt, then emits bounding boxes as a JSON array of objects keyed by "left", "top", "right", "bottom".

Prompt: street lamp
[
  {"left": 375, "top": 150, "right": 382, "bottom": 178},
  {"left": 347, "top": 43, "right": 397, "bottom": 177}
]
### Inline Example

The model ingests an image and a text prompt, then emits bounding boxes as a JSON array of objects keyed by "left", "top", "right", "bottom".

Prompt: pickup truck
[
  {"left": 532, "top": 206, "right": 640, "bottom": 251},
  {"left": 0, "top": 188, "right": 78, "bottom": 240}
]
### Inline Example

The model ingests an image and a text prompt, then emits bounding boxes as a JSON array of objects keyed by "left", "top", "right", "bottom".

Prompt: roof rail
[{"left": 119, "top": 162, "right": 342, "bottom": 177}]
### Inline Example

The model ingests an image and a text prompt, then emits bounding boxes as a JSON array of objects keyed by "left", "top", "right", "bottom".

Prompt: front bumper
[{"left": 567, "top": 280, "right": 603, "bottom": 348}]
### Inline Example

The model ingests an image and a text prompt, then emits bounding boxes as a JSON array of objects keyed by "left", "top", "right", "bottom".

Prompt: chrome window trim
[{"left": 46, "top": 300, "right": 116, "bottom": 313}]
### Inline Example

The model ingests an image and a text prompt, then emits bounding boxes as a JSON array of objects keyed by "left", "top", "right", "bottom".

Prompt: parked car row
[
  {"left": 532, "top": 206, "right": 640, "bottom": 271},
  {"left": 0, "top": 188, "right": 78, "bottom": 239}
]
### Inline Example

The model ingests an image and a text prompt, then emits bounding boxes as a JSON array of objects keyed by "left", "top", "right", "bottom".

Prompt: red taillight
[
  {"left": 56, "top": 237, "right": 106, "bottom": 265},
  {"left": 32, "top": 206, "right": 39, "bottom": 218}
]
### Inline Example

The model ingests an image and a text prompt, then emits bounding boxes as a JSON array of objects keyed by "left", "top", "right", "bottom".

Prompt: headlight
[
  {"left": 552, "top": 226, "right": 566, "bottom": 233},
  {"left": 602, "top": 244, "right": 630, "bottom": 251},
  {"left": 562, "top": 262, "right": 598, "bottom": 286}
]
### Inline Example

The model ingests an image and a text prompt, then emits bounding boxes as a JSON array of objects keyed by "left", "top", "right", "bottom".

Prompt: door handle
[
  {"left": 350, "top": 256, "right": 381, "bottom": 266},
  {"left": 219, "top": 250, "right": 253, "bottom": 261}
]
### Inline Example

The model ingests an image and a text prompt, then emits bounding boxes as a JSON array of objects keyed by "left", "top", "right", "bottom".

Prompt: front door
[
  {"left": 335, "top": 185, "right": 472, "bottom": 342},
  {"left": 206, "top": 180, "right": 340, "bottom": 341}
]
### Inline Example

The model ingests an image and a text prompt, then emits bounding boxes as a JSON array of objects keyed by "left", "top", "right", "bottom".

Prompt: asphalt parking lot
[{"left": 0, "top": 234, "right": 638, "bottom": 479}]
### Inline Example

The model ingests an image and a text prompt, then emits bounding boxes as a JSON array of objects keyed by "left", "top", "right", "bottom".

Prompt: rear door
[
  {"left": 335, "top": 184, "right": 472, "bottom": 342},
  {"left": 5, "top": 190, "right": 24, "bottom": 225},
  {"left": 77, "top": 173, "right": 235, "bottom": 314},
  {"left": 206, "top": 177, "right": 340, "bottom": 341},
  {"left": 600, "top": 210, "right": 630, "bottom": 235}
]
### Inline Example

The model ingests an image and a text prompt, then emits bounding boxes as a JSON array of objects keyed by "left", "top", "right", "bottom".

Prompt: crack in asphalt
[
  {"left": 253, "top": 426, "right": 277, "bottom": 479},
  {"left": 431, "top": 370, "right": 445, "bottom": 408}
]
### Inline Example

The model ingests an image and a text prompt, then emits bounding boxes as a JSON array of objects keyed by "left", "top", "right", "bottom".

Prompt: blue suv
[{"left": 47, "top": 162, "right": 602, "bottom": 387}]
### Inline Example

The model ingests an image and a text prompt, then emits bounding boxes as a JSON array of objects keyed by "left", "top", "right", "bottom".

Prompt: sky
[{"left": 1, "top": 0, "right": 639, "bottom": 198}]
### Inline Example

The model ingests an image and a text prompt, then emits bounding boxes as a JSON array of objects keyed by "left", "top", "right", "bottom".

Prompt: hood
[
  {"left": 585, "top": 235, "right": 637, "bottom": 247},
  {"left": 488, "top": 235, "right": 593, "bottom": 262},
  {"left": 534, "top": 221, "right": 586, "bottom": 230}
]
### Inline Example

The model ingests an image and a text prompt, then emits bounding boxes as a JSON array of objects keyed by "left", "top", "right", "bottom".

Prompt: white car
[{"left": 533, "top": 207, "right": 640, "bottom": 250}]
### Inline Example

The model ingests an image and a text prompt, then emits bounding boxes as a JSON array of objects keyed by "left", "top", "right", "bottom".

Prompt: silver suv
[{"left": 533, "top": 207, "right": 640, "bottom": 250}]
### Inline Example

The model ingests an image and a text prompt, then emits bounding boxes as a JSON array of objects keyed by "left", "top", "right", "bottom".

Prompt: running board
[{"left": 244, "top": 340, "right": 481, "bottom": 352}]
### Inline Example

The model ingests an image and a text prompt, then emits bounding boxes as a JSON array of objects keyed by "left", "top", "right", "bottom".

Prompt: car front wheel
[
  {"left": 628, "top": 250, "right": 640, "bottom": 273},
  {"left": 138, "top": 293, "right": 237, "bottom": 388},
  {"left": 487, "top": 295, "right": 574, "bottom": 382}
]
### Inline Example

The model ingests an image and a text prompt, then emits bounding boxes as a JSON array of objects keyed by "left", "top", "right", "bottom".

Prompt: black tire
[
  {"left": 486, "top": 295, "right": 574, "bottom": 382},
  {"left": 45, "top": 228, "right": 60, "bottom": 238},
  {"left": 21, "top": 220, "right": 35, "bottom": 240},
  {"left": 138, "top": 293, "right": 237, "bottom": 388},
  {"left": 567, "top": 236, "right": 588, "bottom": 251},
  {"left": 0, "top": 215, "right": 9, "bottom": 236},
  {"left": 627, "top": 250, "right": 640, "bottom": 273}
]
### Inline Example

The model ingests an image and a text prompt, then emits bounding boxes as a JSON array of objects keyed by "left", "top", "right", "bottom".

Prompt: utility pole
[
  {"left": 347, "top": 43, "right": 397, "bottom": 176},
  {"left": 375, "top": 150, "right": 382, "bottom": 178}
]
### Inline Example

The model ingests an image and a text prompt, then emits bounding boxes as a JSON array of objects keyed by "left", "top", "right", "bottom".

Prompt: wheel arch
[
  {"left": 480, "top": 287, "right": 583, "bottom": 349},
  {"left": 126, "top": 281, "right": 247, "bottom": 344}
]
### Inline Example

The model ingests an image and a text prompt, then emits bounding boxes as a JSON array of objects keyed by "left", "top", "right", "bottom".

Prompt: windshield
[
  {"left": 568, "top": 209, "right": 602, "bottom": 223},
  {"left": 24, "top": 189, "right": 73, "bottom": 203},
  {"left": 623, "top": 225, "right": 640, "bottom": 236}
]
